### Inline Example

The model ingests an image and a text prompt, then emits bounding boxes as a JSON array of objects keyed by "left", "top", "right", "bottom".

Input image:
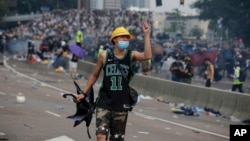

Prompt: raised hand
[{"left": 142, "top": 20, "right": 150, "bottom": 35}]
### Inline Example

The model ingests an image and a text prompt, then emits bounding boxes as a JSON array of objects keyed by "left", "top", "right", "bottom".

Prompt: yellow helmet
[
  {"left": 109, "top": 26, "right": 134, "bottom": 44},
  {"left": 184, "top": 56, "right": 191, "bottom": 62}
]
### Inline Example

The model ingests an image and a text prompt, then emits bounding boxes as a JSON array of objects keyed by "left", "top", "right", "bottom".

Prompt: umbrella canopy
[
  {"left": 202, "top": 50, "right": 217, "bottom": 64},
  {"left": 190, "top": 53, "right": 203, "bottom": 66},
  {"left": 69, "top": 44, "right": 85, "bottom": 59}
]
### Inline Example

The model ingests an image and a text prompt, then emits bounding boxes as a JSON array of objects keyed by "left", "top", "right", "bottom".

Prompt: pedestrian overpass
[{"left": 1, "top": 14, "right": 42, "bottom": 22}]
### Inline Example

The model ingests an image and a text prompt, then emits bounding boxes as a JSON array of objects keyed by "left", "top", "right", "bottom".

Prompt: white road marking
[
  {"left": 165, "top": 127, "right": 171, "bottom": 130},
  {"left": 145, "top": 107, "right": 158, "bottom": 110},
  {"left": 45, "top": 110, "right": 61, "bottom": 117},
  {"left": 4, "top": 58, "right": 75, "bottom": 140},
  {"left": 133, "top": 111, "right": 229, "bottom": 139},
  {"left": 176, "top": 132, "right": 183, "bottom": 135},
  {"left": 138, "top": 131, "right": 149, "bottom": 134},
  {"left": 4, "top": 57, "right": 229, "bottom": 140},
  {"left": 45, "top": 135, "right": 74, "bottom": 141},
  {"left": 0, "top": 132, "right": 6, "bottom": 136},
  {"left": 4, "top": 58, "right": 72, "bottom": 94},
  {"left": 0, "top": 91, "right": 6, "bottom": 95}
]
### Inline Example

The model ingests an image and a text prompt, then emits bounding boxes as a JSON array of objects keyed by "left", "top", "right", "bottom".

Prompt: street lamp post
[
  {"left": 77, "top": 0, "right": 81, "bottom": 30},
  {"left": 1, "top": 35, "right": 6, "bottom": 65}
]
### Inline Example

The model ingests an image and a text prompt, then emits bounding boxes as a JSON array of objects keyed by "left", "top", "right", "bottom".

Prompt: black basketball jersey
[{"left": 96, "top": 49, "right": 135, "bottom": 111}]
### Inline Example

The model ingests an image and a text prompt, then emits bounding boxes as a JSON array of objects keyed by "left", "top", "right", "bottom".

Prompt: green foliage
[
  {"left": 190, "top": 25, "right": 204, "bottom": 39},
  {"left": 0, "top": 0, "right": 8, "bottom": 28},
  {"left": 166, "top": 8, "right": 186, "bottom": 35},
  {"left": 192, "top": 0, "right": 250, "bottom": 46},
  {"left": 0, "top": 0, "right": 8, "bottom": 17},
  {"left": 17, "top": 0, "right": 77, "bottom": 13}
]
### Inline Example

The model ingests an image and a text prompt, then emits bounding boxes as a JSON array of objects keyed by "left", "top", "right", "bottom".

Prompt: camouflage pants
[{"left": 96, "top": 107, "right": 128, "bottom": 141}]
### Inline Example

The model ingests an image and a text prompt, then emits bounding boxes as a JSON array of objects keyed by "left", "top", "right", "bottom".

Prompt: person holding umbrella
[
  {"left": 68, "top": 44, "right": 85, "bottom": 79},
  {"left": 76, "top": 20, "right": 152, "bottom": 141},
  {"left": 70, "top": 29, "right": 84, "bottom": 78}
]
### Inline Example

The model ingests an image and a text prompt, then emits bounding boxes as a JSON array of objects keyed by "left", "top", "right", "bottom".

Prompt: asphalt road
[{"left": 0, "top": 58, "right": 238, "bottom": 141}]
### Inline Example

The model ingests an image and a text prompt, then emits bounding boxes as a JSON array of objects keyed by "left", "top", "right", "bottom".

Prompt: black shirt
[
  {"left": 71, "top": 54, "right": 78, "bottom": 62},
  {"left": 170, "top": 61, "right": 184, "bottom": 78},
  {"left": 182, "top": 63, "right": 194, "bottom": 78}
]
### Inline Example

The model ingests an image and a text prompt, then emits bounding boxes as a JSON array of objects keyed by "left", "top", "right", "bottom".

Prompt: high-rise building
[
  {"left": 121, "top": 0, "right": 149, "bottom": 9},
  {"left": 90, "top": 0, "right": 104, "bottom": 10},
  {"left": 104, "top": 0, "right": 121, "bottom": 9},
  {"left": 90, "top": 0, "right": 121, "bottom": 10}
]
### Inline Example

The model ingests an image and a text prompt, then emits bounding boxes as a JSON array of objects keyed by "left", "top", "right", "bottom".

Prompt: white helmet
[{"left": 61, "top": 41, "right": 66, "bottom": 46}]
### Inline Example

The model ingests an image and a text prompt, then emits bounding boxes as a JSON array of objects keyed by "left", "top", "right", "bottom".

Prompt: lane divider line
[
  {"left": 4, "top": 57, "right": 229, "bottom": 139},
  {"left": 4, "top": 57, "right": 72, "bottom": 94},
  {"left": 133, "top": 111, "right": 229, "bottom": 139},
  {"left": 45, "top": 110, "right": 61, "bottom": 117},
  {"left": 0, "top": 91, "right": 6, "bottom": 95},
  {"left": 45, "top": 135, "right": 75, "bottom": 141}
]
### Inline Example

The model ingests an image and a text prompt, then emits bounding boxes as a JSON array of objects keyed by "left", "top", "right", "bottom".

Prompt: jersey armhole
[
  {"left": 102, "top": 50, "right": 108, "bottom": 68},
  {"left": 129, "top": 50, "right": 135, "bottom": 81}
]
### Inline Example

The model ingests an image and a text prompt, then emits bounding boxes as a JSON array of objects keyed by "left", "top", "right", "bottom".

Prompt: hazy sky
[{"left": 149, "top": 0, "right": 198, "bottom": 15}]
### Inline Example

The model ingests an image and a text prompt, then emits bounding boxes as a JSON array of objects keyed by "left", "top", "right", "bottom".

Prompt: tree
[
  {"left": 192, "top": 0, "right": 250, "bottom": 46},
  {"left": 190, "top": 25, "right": 203, "bottom": 39},
  {"left": 0, "top": 0, "right": 8, "bottom": 28},
  {"left": 0, "top": 0, "right": 8, "bottom": 17},
  {"left": 17, "top": 0, "right": 77, "bottom": 13},
  {"left": 166, "top": 9, "right": 186, "bottom": 35}
]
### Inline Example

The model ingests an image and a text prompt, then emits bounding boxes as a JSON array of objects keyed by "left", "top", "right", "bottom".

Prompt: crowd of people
[
  {"left": 2, "top": 9, "right": 250, "bottom": 93},
  {"left": 2, "top": 8, "right": 250, "bottom": 140},
  {"left": 156, "top": 39, "right": 250, "bottom": 92}
]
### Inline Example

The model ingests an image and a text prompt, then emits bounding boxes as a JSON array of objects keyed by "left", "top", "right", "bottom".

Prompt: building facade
[
  {"left": 121, "top": 0, "right": 149, "bottom": 8},
  {"left": 164, "top": 15, "right": 209, "bottom": 39},
  {"left": 90, "top": 0, "right": 121, "bottom": 10}
]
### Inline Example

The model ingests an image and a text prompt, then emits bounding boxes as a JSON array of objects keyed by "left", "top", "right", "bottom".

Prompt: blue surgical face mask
[{"left": 118, "top": 41, "right": 129, "bottom": 50}]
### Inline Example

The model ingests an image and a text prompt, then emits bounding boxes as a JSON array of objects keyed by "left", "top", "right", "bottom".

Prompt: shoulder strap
[{"left": 108, "top": 49, "right": 128, "bottom": 82}]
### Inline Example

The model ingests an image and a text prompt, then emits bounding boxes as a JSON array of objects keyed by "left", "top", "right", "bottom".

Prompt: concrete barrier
[{"left": 78, "top": 60, "right": 250, "bottom": 121}]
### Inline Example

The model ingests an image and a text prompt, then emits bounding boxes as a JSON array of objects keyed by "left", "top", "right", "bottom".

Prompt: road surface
[{"left": 0, "top": 58, "right": 237, "bottom": 141}]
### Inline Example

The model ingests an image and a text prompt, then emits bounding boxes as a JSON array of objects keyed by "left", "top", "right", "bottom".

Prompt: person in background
[
  {"left": 69, "top": 53, "right": 79, "bottom": 79},
  {"left": 98, "top": 45, "right": 104, "bottom": 57},
  {"left": 204, "top": 58, "right": 214, "bottom": 87},
  {"left": 61, "top": 41, "right": 69, "bottom": 54},
  {"left": 27, "top": 39, "right": 35, "bottom": 61},
  {"left": 76, "top": 21, "right": 151, "bottom": 141},
  {"left": 141, "top": 59, "right": 152, "bottom": 75},
  {"left": 169, "top": 54, "right": 184, "bottom": 82},
  {"left": 161, "top": 54, "right": 175, "bottom": 79},
  {"left": 153, "top": 53, "right": 163, "bottom": 74},
  {"left": 75, "top": 29, "right": 83, "bottom": 47},
  {"left": 180, "top": 56, "right": 194, "bottom": 84},
  {"left": 231, "top": 61, "right": 244, "bottom": 93},
  {"left": 133, "top": 61, "right": 140, "bottom": 73}
]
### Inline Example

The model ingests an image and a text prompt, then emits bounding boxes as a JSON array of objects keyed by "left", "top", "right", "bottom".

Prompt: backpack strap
[{"left": 107, "top": 49, "right": 129, "bottom": 82}]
